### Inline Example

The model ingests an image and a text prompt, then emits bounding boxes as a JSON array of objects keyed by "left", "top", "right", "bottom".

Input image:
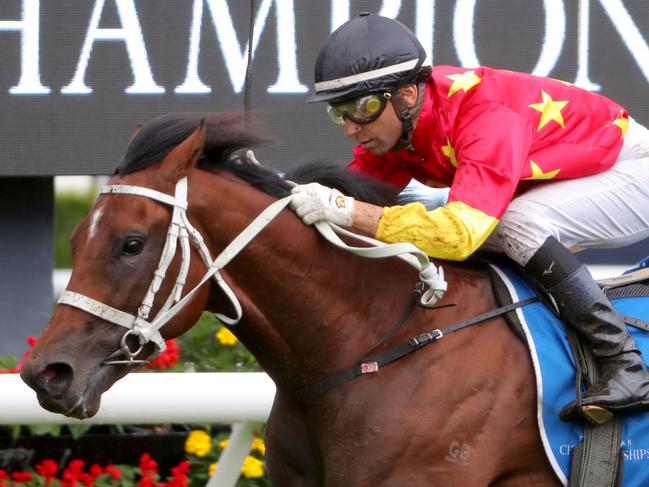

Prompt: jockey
[{"left": 289, "top": 12, "right": 649, "bottom": 423}]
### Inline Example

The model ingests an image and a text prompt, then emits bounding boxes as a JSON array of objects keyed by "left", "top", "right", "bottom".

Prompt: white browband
[
  {"left": 101, "top": 184, "right": 188, "bottom": 209},
  {"left": 59, "top": 177, "right": 447, "bottom": 365}
]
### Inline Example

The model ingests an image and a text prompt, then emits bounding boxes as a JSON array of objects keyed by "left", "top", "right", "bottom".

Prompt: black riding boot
[{"left": 524, "top": 237, "right": 649, "bottom": 424}]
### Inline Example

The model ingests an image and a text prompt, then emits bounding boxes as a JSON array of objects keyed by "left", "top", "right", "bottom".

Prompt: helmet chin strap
[{"left": 390, "top": 82, "right": 427, "bottom": 151}]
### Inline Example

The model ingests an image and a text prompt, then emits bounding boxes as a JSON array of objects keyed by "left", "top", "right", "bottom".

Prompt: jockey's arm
[{"left": 350, "top": 200, "right": 383, "bottom": 237}]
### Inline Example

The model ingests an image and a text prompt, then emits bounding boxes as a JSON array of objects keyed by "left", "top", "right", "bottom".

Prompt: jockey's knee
[{"left": 495, "top": 211, "right": 557, "bottom": 266}]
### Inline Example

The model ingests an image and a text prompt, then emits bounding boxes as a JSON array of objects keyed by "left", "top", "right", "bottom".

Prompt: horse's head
[
  {"left": 21, "top": 111, "right": 401, "bottom": 419},
  {"left": 20, "top": 113, "right": 259, "bottom": 418}
]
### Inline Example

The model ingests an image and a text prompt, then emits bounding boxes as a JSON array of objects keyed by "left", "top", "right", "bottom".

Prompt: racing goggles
[{"left": 327, "top": 92, "right": 392, "bottom": 125}]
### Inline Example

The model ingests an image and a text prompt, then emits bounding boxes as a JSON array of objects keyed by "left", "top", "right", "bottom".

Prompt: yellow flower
[
  {"left": 241, "top": 456, "right": 264, "bottom": 479},
  {"left": 208, "top": 463, "right": 217, "bottom": 476},
  {"left": 216, "top": 327, "right": 238, "bottom": 346},
  {"left": 185, "top": 430, "right": 212, "bottom": 457},
  {"left": 218, "top": 439, "right": 229, "bottom": 449},
  {"left": 251, "top": 438, "right": 266, "bottom": 456}
]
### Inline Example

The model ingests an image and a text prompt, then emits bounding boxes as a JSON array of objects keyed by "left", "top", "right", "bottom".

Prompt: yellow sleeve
[{"left": 375, "top": 201, "right": 499, "bottom": 261}]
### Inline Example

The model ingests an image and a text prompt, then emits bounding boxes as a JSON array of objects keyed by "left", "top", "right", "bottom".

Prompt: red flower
[
  {"left": 139, "top": 453, "right": 159, "bottom": 477},
  {"left": 136, "top": 477, "right": 158, "bottom": 487},
  {"left": 36, "top": 459, "right": 59, "bottom": 485},
  {"left": 11, "top": 471, "right": 33, "bottom": 482},
  {"left": 146, "top": 339, "right": 180, "bottom": 370},
  {"left": 105, "top": 465, "right": 122, "bottom": 481},
  {"left": 62, "top": 472, "right": 77, "bottom": 486},
  {"left": 171, "top": 462, "right": 189, "bottom": 475},
  {"left": 66, "top": 459, "right": 85, "bottom": 474},
  {"left": 0, "top": 336, "right": 38, "bottom": 373},
  {"left": 0, "top": 470, "right": 8, "bottom": 481},
  {"left": 136, "top": 453, "right": 160, "bottom": 487},
  {"left": 62, "top": 459, "right": 86, "bottom": 487},
  {"left": 79, "top": 473, "right": 94, "bottom": 487},
  {"left": 163, "top": 461, "right": 190, "bottom": 487},
  {"left": 36, "top": 459, "right": 59, "bottom": 479}
]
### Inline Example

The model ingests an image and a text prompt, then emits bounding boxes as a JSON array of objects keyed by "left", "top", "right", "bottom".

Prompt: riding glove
[
  {"left": 397, "top": 180, "right": 450, "bottom": 210},
  {"left": 290, "top": 182, "right": 355, "bottom": 227}
]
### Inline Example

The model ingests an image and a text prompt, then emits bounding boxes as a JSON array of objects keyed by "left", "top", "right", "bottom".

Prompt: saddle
[{"left": 488, "top": 257, "right": 649, "bottom": 487}]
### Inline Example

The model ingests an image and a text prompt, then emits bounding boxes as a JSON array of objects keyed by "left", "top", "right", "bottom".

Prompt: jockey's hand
[
  {"left": 290, "top": 182, "right": 355, "bottom": 227},
  {"left": 397, "top": 180, "right": 450, "bottom": 210}
]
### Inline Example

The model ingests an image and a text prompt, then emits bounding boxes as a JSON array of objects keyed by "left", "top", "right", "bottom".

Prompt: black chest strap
[{"left": 290, "top": 296, "right": 538, "bottom": 400}]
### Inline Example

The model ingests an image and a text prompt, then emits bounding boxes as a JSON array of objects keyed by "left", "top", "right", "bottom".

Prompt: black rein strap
[{"left": 291, "top": 294, "right": 539, "bottom": 400}]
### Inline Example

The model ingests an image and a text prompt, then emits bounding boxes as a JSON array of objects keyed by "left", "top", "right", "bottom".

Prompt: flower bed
[
  {"left": 0, "top": 428, "right": 270, "bottom": 487},
  {"left": 0, "top": 315, "right": 270, "bottom": 486},
  {"left": 184, "top": 429, "right": 269, "bottom": 487},
  {"left": 0, "top": 454, "right": 188, "bottom": 487}
]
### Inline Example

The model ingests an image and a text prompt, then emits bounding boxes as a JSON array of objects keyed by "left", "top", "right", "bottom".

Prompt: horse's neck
[{"left": 191, "top": 172, "right": 495, "bottom": 390}]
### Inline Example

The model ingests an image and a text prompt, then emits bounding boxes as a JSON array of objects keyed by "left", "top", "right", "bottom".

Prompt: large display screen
[{"left": 1, "top": 0, "right": 648, "bottom": 175}]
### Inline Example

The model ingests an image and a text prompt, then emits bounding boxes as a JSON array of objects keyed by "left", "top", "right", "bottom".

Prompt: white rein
[{"left": 58, "top": 176, "right": 447, "bottom": 365}]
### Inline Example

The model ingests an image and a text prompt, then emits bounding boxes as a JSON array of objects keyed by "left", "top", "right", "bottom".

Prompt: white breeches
[{"left": 493, "top": 117, "right": 649, "bottom": 265}]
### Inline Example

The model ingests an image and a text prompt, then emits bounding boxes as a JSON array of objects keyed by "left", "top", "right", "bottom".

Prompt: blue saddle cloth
[{"left": 489, "top": 261, "right": 649, "bottom": 487}]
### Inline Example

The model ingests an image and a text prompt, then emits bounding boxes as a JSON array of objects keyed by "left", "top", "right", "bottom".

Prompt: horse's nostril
[{"left": 39, "top": 363, "right": 73, "bottom": 391}]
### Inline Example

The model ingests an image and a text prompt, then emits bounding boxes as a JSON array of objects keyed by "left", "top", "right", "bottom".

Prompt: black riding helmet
[
  {"left": 310, "top": 13, "right": 430, "bottom": 148},
  {"left": 309, "top": 12, "right": 430, "bottom": 104}
]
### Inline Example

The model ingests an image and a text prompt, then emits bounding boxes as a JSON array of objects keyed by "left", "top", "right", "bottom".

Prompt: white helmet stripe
[{"left": 314, "top": 59, "right": 422, "bottom": 92}]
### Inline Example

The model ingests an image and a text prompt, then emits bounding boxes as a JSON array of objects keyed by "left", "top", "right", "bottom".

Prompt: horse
[{"left": 21, "top": 112, "right": 560, "bottom": 486}]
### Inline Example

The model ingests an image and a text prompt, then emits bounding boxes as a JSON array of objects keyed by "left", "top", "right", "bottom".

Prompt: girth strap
[
  {"left": 623, "top": 315, "right": 649, "bottom": 332},
  {"left": 292, "top": 296, "right": 538, "bottom": 400},
  {"left": 597, "top": 267, "right": 649, "bottom": 290},
  {"left": 568, "top": 328, "right": 623, "bottom": 487}
]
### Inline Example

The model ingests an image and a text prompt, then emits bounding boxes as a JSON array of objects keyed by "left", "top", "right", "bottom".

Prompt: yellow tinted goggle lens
[
  {"left": 359, "top": 96, "right": 382, "bottom": 116},
  {"left": 327, "top": 105, "right": 345, "bottom": 125},
  {"left": 327, "top": 93, "right": 389, "bottom": 125}
]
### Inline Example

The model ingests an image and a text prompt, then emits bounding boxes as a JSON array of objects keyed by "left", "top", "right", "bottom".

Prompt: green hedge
[{"left": 55, "top": 190, "right": 97, "bottom": 268}]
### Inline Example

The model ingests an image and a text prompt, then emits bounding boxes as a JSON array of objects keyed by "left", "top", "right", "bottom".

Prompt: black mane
[{"left": 117, "top": 112, "right": 398, "bottom": 206}]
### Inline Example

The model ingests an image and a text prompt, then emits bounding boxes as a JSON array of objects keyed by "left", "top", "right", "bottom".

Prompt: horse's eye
[{"left": 123, "top": 239, "right": 144, "bottom": 255}]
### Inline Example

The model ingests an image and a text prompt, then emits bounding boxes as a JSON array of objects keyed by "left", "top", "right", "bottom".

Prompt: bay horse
[{"left": 21, "top": 113, "right": 560, "bottom": 486}]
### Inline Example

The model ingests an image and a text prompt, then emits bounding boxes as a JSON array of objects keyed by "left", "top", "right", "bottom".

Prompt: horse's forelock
[
  {"left": 115, "top": 112, "right": 266, "bottom": 176},
  {"left": 114, "top": 112, "right": 398, "bottom": 206}
]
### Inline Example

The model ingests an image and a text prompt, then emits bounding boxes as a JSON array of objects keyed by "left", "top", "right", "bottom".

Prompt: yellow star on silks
[
  {"left": 446, "top": 71, "right": 482, "bottom": 98},
  {"left": 611, "top": 109, "right": 628, "bottom": 138},
  {"left": 441, "top": 138, "right": 458, "bottom": 167},
  {"left": 528, "top": 90, "right": 569, "bottom": 131},
  {"left": 522, "top": 160, "right": 560, "bottom": 180}
]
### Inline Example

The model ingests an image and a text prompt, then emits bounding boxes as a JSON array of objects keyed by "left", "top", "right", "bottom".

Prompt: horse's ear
[{"left": 158, "top": 119, "right": 205, "bottom": 182}]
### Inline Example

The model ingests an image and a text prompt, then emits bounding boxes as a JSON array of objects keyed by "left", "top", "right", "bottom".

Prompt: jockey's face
[{"left": 343, "top": 85, "right": 418, "bottom": 155}]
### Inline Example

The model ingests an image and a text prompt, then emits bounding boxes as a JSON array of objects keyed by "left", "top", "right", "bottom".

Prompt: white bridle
[{"left": 58, "top": 176, "right": 448, "bottom": 365}]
